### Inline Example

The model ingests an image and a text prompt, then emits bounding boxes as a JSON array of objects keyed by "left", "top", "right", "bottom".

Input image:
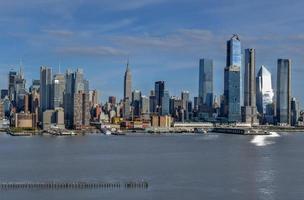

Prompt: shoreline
[{"left": 3, "top": 126, "right": 304, "bottom": 137}]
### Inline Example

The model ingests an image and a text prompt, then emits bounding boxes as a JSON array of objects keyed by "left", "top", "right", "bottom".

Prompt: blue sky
[{"left": 0, "top": 0, "right": 303, "bottom": 105}]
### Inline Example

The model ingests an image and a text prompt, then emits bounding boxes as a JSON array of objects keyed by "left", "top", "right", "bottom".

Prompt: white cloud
[{"left": 56, "top": 46, "right": 128, "bottom": 57}]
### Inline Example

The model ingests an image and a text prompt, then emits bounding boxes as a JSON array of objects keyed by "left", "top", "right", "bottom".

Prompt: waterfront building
[
  {"left": 155, "top": 81, "right": 165, "bottom": 113},
  {"left": 42, "top": 108, "right": 65, "bottom": 130},
  {"left": 223, "top": 34, "right": 241, "bottom": 122},
  {"left": 124, "top": 62, "right": 132, "bottom": 100},
  {"left": 40, "top": 66, "right": 52, "bottom": 113},
  {"left": 161, "top": 90, "right": 170, "bottom": 116},
  {"left": 276, "top": 59, "right": 291, "bottom": 125},
  {"left": 53, "top": 73, "right": 65, "bottom": 109},
  {"left": 13, "top": 113, "right": 37, "bottom": 128},
  {"left": 151, "top": 115, "right": 172, "bottom": 128},
  {"left": 199, "top": 59, "right": 213, "bottom": 110},
  {"left": 242, "top": 48, "right": 258, "bottom": 124},
  {"left": 291, "top": 97, "right": 299, "bottom": 126},
  {"left": 256, "top": 65, "right": 274, "bottom": 124}
]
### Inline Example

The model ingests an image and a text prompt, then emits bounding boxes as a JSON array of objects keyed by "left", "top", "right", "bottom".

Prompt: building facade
[
  {"left": 124, "top": 62, "right": 132, "bottom": 100},
  {"left": 256, "top": 65, "right": 274, "bottom": 124},
  {"left": 199, "top": 59, "right": 213, "bottom": 110},
  {"left": 276, "top": 59, "right": 291, "bottom": 125},
  {"left": 242, "top": 48, "right": 258, "bottom": 124},
  {"left": 40, "top": 66, "right": 52, "bottom": 113},
  {"left": 223, "top": 35, "right": 241, "bottom": 122}
]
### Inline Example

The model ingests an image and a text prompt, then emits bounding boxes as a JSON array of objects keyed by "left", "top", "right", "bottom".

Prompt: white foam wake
[{"left": 250, "top": 132, "right": 280, "bottom": 147}]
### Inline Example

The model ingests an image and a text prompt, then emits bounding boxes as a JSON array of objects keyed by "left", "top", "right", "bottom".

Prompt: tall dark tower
[
  {"left": 276, "top": 59, "right": 291, "bottom": 125},
  {"left": 242, "top": 48, "right": 258, "bottom": 124}
]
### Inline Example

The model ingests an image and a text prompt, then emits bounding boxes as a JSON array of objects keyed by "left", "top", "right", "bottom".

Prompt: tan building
[
  {"left": 14, "top": 113, "right": 37, "bottom": 128},
  {"left": 151, "top": 115, "right": 172, "bottom": 128},
  {"left": 42, "top": 108, "right": 65, "bottom": 130},
  {"left": 159, "top": 116, "right": 172, "bottom": 128},
  {"left": 0, "top": 101, "right": 5, "bottom": 120}
]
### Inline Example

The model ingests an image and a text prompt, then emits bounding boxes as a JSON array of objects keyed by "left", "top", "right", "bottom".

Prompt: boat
[{"left": 194, "top": 128, "right": 207, "bottom": 134}]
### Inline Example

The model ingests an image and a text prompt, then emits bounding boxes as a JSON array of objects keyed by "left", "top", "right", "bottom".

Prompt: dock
[
  {"left": 211, "top": 127, "right": 269, "bottom": 135},
  {"left": 0, "top": 181, "right": 149, "bottom": 190}
]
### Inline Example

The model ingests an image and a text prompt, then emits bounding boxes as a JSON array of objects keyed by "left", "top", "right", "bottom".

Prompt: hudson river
[{"left": 1, "top": 132, "right": 304, "bottom": 200}]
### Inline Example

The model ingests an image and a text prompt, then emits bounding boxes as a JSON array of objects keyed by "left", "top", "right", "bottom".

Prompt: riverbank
[{"left": 4, "top": 126, "right": 304, "bottom": 136}]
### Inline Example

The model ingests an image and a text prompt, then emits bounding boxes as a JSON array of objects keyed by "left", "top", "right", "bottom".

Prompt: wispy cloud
[{"left": 56, "top": 46, "right": 128, "bottom": 57}]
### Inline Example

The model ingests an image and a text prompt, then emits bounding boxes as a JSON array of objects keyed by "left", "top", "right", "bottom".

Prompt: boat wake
[{"left": 250, "top": 132, "right": 280, "bottom": 147}]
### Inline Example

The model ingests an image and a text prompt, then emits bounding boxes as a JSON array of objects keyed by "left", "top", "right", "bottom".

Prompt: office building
[
  {"left": 132, "top": 90, "right": 142, "bottom": 117},
  {"left": 155, "top": 81, "right": 165, "bottom": 113},
  {"left": 256, "top": 65, "right": 274, "bottom": 124},
  {"left": 242, "top": 48, "right": 258, "bottom": 124},
  {"left": 161, "top": 90, "right": 170, "bottom": 115},
  {"left": 124, "top": 62, "right": 132, "bottom": 100},
  {"left": 40, "top": 66, "right": 52, "bottom": 113},
  {"left": 53, "top": 73, "right": 65, "bottom": 108},
  {"left": 276, "top": 59, "right": 291, "bottom": 125},
  {"left": 199, "top": 59, "right": 213, "bottom": 109},
  {"left": 291, "top": 97, "right": 299, "bottom": 126},
  {"left": 223, "top": 34, "right": 241, "bottom": 122}
]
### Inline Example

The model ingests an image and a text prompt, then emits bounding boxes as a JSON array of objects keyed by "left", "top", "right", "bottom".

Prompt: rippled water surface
[{"left": 0, "top": 132, "right": 304, "bottom": 200}]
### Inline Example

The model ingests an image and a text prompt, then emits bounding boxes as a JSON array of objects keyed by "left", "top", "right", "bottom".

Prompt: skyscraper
[
  {"left": 64, "top": 69, "right": 75, "bottom": 128},
  {"left": 73, "top": 91, "right": 90, "bottom": 129},
  {"left": 291, "top": 97, "right": 299, "bottom": 126},
  {"left": 181, "top": 91, "right": 190, "bottom": 120},
  {"left": 53, "top": 73, "right": 65, "bottom": 108},
  {"left": 155, "top": 81, "right": 165, "bottom": 113},
  {"left": 199, "top": 59, "right": 213, "bottom": 108},
  {"left": 132, "top": 90, "right": 142, "bottom": 117},
  {"left": 8, "top": 71, "right": 17, "bottom": 101},
  {"left": 40, "top": 66, "right": 52, "bottom": 113},
  {"left": 63, "top": 68, "right": 90, "bottom": 129},
  {"left": 141, "top": 96, "right": 150, "bottom": 116},
  {"left": 256, "top": 65, "right": 274, "bottom": 123},
  {"left": 276, "top": 59, "right": 291, "bottom": 125},
  {"left": 224, "top": 34, "right": 241, "bottom": 122},
  {"left": 124, "top": 62, "right": 132, "bottom": 100},
  {"left": 242, "top": 48, "right": 258, "bottom": 124},
  {"left": 161, "top": 90, "right": 170, "bottom": 116}
]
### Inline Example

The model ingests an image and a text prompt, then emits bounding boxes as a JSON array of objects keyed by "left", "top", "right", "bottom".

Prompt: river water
[{"left": 0, "top": 132, "right": 304, "bottom": 200}]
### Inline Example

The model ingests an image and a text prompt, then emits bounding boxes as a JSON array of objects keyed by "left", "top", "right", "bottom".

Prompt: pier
[{"left": 0, "top": 181, "right": 149, "bottom": 190}]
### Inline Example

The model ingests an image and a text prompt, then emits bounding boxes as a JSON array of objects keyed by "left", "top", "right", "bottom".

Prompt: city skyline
[{"left": 0, "top": 1, "right": 303, "bottom": 105}]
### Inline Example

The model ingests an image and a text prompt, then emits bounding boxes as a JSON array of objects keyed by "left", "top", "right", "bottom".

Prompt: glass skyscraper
[
  {"left": 224, "top": 35, "right": 241, "bottom": 122},
  {"left": 199, "top": 59, "right": 213, "bottom": 108},
  {"left": 155, "top": 81, "right": 165, "bottom": 113},
  {"left": 161, "top": 90, "right": 170, "bottom": 116},
  {"left": 40, "top": 66, "right": 52, "bottom": 113},
  {"left": 276, "top": 59, "right": 291, "bottom": 125},
  {"left": 53, "top": 73, "right": 65, "bottom": 109},
  {"left": 256, "top": 65, "right": 274, "bottom": 116}
]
